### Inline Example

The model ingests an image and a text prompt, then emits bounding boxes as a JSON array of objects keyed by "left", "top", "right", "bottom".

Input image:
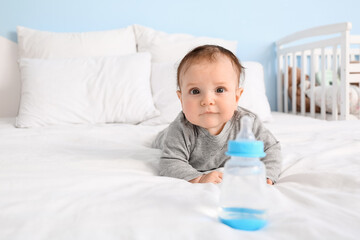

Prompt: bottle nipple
[
  {"left": 226, "top": 115, "right": 266, "bottom": 158},
  {"left": 236, "top": 115, "right": 255, "bottom": 141}
]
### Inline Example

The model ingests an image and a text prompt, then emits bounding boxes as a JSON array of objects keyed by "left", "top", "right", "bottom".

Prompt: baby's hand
[
  {"left": 189, "top": 171, "right": 223, "bottom": 184},
  {"left": 190, "top": 173, "right": 273, "bottom": 185},
  {"left": 267, "top": 178, "right": 274, "bottom": 185}
]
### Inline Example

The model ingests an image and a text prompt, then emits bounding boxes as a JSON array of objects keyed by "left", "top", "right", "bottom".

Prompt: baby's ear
[
  {"left": 236, "top": 88, "right": 244, "bottom": 103},
  {"left": 177, "top": 90, "right": 183, "bottom": 106},
  {"left": 176, "top": 90, "right": 182, "bottom": 101}
]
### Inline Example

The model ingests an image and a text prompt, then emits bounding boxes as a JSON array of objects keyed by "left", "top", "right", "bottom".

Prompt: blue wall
[{"left": 1, "top": 0, "right": 360, "bottom": 110}]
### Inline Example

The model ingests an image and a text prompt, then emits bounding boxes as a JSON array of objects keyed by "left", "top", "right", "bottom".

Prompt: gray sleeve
[
  {"left": 252, "top": 116, "right": 282, "bottom": 183},
  {"left": 157, "top": 121, "right": 203, "bottom": 181}
]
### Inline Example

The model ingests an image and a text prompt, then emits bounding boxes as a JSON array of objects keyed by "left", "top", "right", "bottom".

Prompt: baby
[{"left": 152, "top": 45, "right": 281, "bottom": 185}]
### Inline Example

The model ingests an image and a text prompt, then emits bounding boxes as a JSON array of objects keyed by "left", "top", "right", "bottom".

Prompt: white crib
[{"left": 276, "top": 22, "right": 360, "bottom": 120}]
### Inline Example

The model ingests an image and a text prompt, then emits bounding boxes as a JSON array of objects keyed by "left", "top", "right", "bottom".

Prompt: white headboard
[{"left": 0, "top": 36, "right": 20, "bottom": 117}]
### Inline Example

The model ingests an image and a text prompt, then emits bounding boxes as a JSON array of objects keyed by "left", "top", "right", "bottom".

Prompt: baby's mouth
[{"left": 201, "top": 111, "right": 217, "bottom": 115}]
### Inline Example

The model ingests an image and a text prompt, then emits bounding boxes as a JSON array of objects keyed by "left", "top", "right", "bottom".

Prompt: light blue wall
[{"left": 1, "top": 0, "right": 360, "bottom": 110}]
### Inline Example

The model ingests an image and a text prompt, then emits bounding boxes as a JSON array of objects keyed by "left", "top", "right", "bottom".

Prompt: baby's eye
[
  {"left": 216, "top": 87, "right": 225, "bottom": 93},
  {"left": 190, "top": 89, "right": 200, "bottom": 95}
]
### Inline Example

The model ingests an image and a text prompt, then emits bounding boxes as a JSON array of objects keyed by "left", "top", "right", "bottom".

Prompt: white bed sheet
[{"left": 0, "top": 113, "right": 359, "bottom": 240}]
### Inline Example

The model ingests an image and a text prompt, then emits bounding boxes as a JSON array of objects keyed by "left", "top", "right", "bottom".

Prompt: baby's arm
[
  {"left": 190, "top": 172, "right": 272, "bottom": 184},
  {"left": 156, "top": 118, "right": 206, "bottom": 181},
  {"left": 189, "top": 171, "right": 223, "bottom": 184},
  {"left": 252, "top": 115, "right": 282, "bottom": 184}
]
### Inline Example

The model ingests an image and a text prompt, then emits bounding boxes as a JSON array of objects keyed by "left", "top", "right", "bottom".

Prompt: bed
[
  {"left": 276, "top": 22, "right": 360, "bottom": 120},
  {"left": 1, "top": 114, "right": 359, "bottom": 239},
  {"left": 0, "top": 24, "right": 359, "bottom": 239}
]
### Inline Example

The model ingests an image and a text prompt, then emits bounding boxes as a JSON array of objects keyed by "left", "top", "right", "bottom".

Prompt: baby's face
[{"left": 177, "top": 56, "right": 243, "bottom": 135}]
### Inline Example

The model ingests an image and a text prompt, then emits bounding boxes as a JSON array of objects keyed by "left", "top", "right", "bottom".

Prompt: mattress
[{"left": 0, "top": 113, "right": 359, "bottom": 239}]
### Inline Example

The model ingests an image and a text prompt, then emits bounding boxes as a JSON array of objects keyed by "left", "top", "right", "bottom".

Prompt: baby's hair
[{"left": 177, "top": 45, "right": 244, "bottom": 89}]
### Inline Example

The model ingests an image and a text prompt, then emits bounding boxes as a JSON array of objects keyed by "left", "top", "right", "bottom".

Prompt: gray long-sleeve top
[{"left": 152, "top": 107, "right": 282, "bottom": 182}]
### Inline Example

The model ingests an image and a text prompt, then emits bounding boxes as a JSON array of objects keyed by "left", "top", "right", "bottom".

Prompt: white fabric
[
  {"left": 238, "top": 61, "right": 272, "bottom": 122},
  {"left": 17, "top": 25, "right": 137, "bottom": 59},
  {"left": 305, "top": 85, "right": 360, "bottom": 115},
  {"left": 0, "top": 113, "right": 359, "bottom": 239},
  {"left": 143, "top": 61, "right": 272, "bottom": 125},
  {"left": 142, "top": 62, "right": 181, "bottom": 125},
  {"left": 133, "top": 24, "right": 238, "bottom": 64},
  {"left": 16, "top": 53, "right": 159, "bottom": 127}
]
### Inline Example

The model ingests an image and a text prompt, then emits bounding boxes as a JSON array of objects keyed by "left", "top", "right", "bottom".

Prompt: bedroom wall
[{"left": 1, "top": 0, "right": 360, "bottom": 111}]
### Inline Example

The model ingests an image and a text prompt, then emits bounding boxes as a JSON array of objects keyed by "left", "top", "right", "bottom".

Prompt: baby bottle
[{"left": 219, "top": 115, "right": 268, "bottom": 231}]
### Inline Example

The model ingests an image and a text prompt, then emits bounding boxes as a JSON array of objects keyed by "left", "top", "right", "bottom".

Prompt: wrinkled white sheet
[{"left": 0, "top": 113, "right": 359, "bottom": 240}]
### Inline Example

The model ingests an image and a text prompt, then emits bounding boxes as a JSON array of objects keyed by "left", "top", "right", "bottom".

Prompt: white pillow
[
  {"left": 17, "top": 25, "right": 137, "bottom": 59},
  {"left": 141, "top": 61, "right": 272, "bottom": 125},
  {"left": 238, "top": 61, "right": 273, "bottom": 122},
  {"left": 16, "top": 53, "right": 159, "bottom": 127},
  {"left": 133, "top": 24, "right": 238, "bottom": 64},
  {"left": 305, "top": 85, "right": 360, "bottom": 115},
  {"left": 142, "top": 62, "right": 181, "bottom": 125}
]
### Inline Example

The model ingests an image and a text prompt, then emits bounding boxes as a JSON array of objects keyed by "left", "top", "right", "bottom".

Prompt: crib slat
[
  {"left": 340, "top": 31, "right": 350, "bottom": 120},
  {"left": 321, "top": 48, "right": 326, "bottom": 120},
  {"left": 332, "top": 45, "right": 338, "bottom": 120},
  {"left": 301, "top": 51, "right": 306, "bottom": 115},
  {"left": 277, "top": 54, "right": 283, "bottom": 112},
  {"left": 292, "top": 52, "right": 297, "bottom": 114},
  {"left": 310, "top": 49, "right": 316, "bottom": 118},
  {"left": 284, "top": 54, "right": 289, "bottom": 113}
]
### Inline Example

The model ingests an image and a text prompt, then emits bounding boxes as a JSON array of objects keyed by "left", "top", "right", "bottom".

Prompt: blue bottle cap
[{"left": 226, "top": 140, "right": 266, "bottom": 158}]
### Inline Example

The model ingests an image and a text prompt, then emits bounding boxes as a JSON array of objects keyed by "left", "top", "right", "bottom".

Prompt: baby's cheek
[
  {"left": 183, "top": 100, "right": 196, "bottom": 111},
  {"left": 182, "top": 102, "right": 194, "bottom": 116}
]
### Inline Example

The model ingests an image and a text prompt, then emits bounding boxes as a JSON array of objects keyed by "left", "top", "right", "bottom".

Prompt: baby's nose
[{"left": 200, "top": 92, "right": 215, "bottom": 106}]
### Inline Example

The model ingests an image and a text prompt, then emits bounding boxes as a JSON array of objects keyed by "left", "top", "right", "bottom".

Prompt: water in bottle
[{"left": 219, "top": 115, "right": 268, "bottom": 231}]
